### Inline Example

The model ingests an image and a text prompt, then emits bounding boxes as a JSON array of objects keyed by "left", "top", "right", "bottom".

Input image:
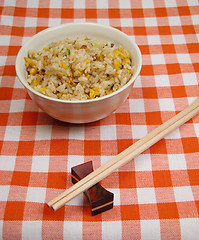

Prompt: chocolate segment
[{"left": 71, "top": 161, "right": 114, "bottom": 216}]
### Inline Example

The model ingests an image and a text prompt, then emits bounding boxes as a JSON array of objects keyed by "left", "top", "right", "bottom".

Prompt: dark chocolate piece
[{"left": 71, "top": 161, "right": 114, "bottom": 216}]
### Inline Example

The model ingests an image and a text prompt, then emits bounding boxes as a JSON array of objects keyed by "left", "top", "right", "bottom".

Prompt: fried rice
[{"left": 24, "top": 36, "right": 134, "bottom": 101}]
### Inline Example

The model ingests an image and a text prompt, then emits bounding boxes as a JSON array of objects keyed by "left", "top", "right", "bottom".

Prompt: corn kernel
[
  {"left": 24, "top": 57, "right": 34, "bottom": 67},
  {"left": 30, "top": 68, "right": 37, "bottom": 75},
  {"left": 113, "top": 49, "right": 119, "bottom": 57},
  {"left": 113, "top": 49, "right": 127, "bottom": 58},
  {"left": 32, "top": 76, "right": 41, "bottom": 87},
  {"left": 89, "top": 89, "right": 95, "bottom": 98},
  {"left": 70, "top": 79, "right": 75, "bottom": 85},
  {"left": 106, "top": 90, "right": 113, "bottom": 95},
  {"left": 114, "top": 60, "right": 120, "bottom": 70},
  {"left": 89, "top": 87, "right": 99, "bottom": 98},
  {"left": 43, "top": 56, "right": 48, "bottom": 66},
  {"left": 122, "top": 58, "right": 130, "bottom": 65},
  {"left": 127, "top": 69, "right": 131, "bottom": 74},
  {"left": 38, "top": 87, "right": 46, "bottom": 92},
  {"left": 120, "top": 52, "right": 127, "bottom": 58},
  {"left": 24, "top": 57, "right": 33, "bottom": 64},
  {"left": 43, "top": 48, "right": 50, "bottom": 51},
  {"left": 60, "top": 62, "right": 68, "bottom": 69},
  {"left": 84, "top": 59, "right": 90, "bottom": 64},
  {"left": 86, "top": 74, "right": 90, "bottom": 79}
]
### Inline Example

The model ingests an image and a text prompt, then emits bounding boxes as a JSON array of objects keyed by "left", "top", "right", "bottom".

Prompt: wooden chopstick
[{"left": 47, "top": 97, "right": 199, "bottom": 211}]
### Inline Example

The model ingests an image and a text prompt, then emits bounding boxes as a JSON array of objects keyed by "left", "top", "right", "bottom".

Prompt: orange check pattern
[{"left": 0, "top": 0, "right": 199, "bottom": 239}]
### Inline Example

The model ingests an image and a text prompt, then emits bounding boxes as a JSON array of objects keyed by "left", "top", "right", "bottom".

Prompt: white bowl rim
[{"left": 16, "top": 22, "right": 142, "bottom": 104}]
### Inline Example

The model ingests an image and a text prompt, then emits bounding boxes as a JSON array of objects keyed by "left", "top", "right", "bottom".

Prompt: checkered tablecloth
[{"left": 0, "top": 0, "right": 199, "bottom": 239}]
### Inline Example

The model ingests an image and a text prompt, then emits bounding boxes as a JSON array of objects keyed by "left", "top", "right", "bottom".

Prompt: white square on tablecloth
[
  {"left": 141, "top": 220, "right": 161, "bottom": 240},
  {"left": 14, "top": 77, "right": 24, "bottom": 88},
  {"left": 165, "top": 128, "right": 181, "bottom": 139},
  {"left": 74, "top": 0, "right": 85, "bottom": 9},
  {"left": 35, "top": 125, "right": 52, "bottom": 140},
  {"left": 96, "top": 0, "right": 108, "bottom": 9},
  {"left": 48, "top": 18, "right": 62, "bottom": 27},
  {"left": 134, "top": 154, "right": 152, "bottom": 171},
  {"left": 102, "top": 221, "right": 122, "bottom": 240},
  {"left": 151, "top": 54, "right": 165, "bottom": 65},
  {"left": 174, "top": 186, "right": 194, "bottom": 202},
  {"left": 191, "top": 15, "right": 199, "bottom": 25},
  {"left": 158, "top": 98, "right": 175, "bottom": 111},
  {"left": 187, "top": 0, "right": 199, "bottom": 6},
  {"left": 187, "top": 97, "right": 198, "bottom": 105},
  {"left": 133, "top": 75, "right": 142, "bottom": 88},
  {"left": 1, "top": 15, "right": 13, "bottom": 26},
  {"left": 177, "top": 54, "right": 191, "bottom": 64},
  {"left": 182, "top": 72, "right": 198, "bottom": 85},
  {"left": 142, "top": 0, "right": 154, "bottom": 8},
  {"left": 0, "top": 56, "right": 7, "bottom": 67},
  {"left": 147, "top": 35, "right": 161, "bottom": 45},
  {"left": 31, "top": 156, "right": 50, "bottom": 172},
  {"left": 168, "top": 154, "right": 187, "bottom": 170},
  {"left": 97, "top": 18, "right": 110, "bottom": 26},
  {"left": 100, "top": 125, "right": 117, "bottom": 140},
  {"left": 63, "top": 221, "right": 82, "bottom": 240},
  {"left": 0, "top": 186, "right": 10, "bottom": 201},
  {"left": 101, "top": 156, "right": 113, "bottom": 166},
  {"left": 131, "top": 125, "right": 148, "bottom": 139},
  {"left": 69, "top": 126, "right": 85, "bottom": 140},
  {"left": 67, "top": 155, "right": 84, "bottom": 172},
  {"left": 22, "top": 37, "right": 31, "bottom": 46},
  {"left": 194, "top": 123, "right": 199, "bottom": 137},
  {"left": 108, "top": 188, "right": 120, "bottom": 205},
  {"left": 27, "top": 0, "right": 39, "bottom": 8},
  {"left": 165, "top": 0, "right": 177, "bottom": 7},
  {"left": 129, "top": 99, "right": 145, "bottom": 113},
  {"left": 22, "top": 221, "right": 42, "bottom": 240},
  {"left": 26, "top": 187, "right": 46, "bottom": 203},
  {"left": 119, "top": 0, "right": 131, "bottom": 9},
  {"left": 49, "top": 0, "right": 62, "bottom": 8},
  {"left": 168, "top": 16, "right": 181, "bottom": 26},
  {"left": 154, "top": 75, "right": 170, "bottom": 87},
  {"left": 4, "top": 126, "right": 21, "bottom": 141},
  {"left": 0, "top": 156, "right": 16, "bottom": 171},
  {"left": 74, "top": 18, "right": 86, "bottom": 23},
  {"left": 3, "top": 0, "right": 16, "bottom": 7},
  {"left": 172, "top": 34, "right": 186, "bottom": 44},
  {"left": 129, "top": 35, "right": 136, "bottom": 42},
  {"left": 121, "top": 18, "right": 133, "bottom": 27},
  {"left": 9, "top": 99, "right": 25, "bottom": 112},
  {"left": 180, "top": 218, "right": 199, "bottom": 240},
  {"left": 137, "top": 187, "right": 156, "bottom": 204},
  {"left": 24, "top": 17, "right": 37, "bottom": 27},
  {"left": 67, "top": 194, "right": 83, "bottom": 206},
  {"left": 144, "top": 17, "right": 158, "bottom": 27},
  {"left": 0, "top": 35, "right": 11, "bottom": 46}
]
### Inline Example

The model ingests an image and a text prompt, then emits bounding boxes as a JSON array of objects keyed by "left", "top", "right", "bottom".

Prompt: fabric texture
[{"left": 0, "top": 0, "right": 199, "bottom": 239}]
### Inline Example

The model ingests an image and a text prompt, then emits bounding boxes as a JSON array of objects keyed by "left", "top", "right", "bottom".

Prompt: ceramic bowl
[{"left": 16, "top": 23, "right": 142, "bottom": 123}]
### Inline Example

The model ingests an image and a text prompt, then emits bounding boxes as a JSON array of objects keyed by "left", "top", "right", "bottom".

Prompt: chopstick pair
[{"left": 47, "top": 97, "right": 199, "bottom": 211}]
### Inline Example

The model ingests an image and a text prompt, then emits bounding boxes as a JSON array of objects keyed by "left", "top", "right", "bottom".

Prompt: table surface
[{"left": 0, "top": 0, "right": 199, "bottom": 239}]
